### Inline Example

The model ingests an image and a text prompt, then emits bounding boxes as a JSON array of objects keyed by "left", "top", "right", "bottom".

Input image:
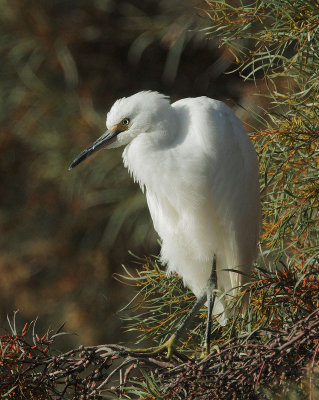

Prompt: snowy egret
[{"left": 70, "top": 91, "right": 261, "bottom": 356}]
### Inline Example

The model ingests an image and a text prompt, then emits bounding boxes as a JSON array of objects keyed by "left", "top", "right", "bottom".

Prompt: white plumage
[{"left": 71, "top": 91, "right": 261, "bottom": 324}]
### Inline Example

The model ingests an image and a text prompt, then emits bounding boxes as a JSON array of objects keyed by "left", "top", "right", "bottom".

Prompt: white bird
[{"left": 70, "top": 91, "right": 261, "bottom": 356}]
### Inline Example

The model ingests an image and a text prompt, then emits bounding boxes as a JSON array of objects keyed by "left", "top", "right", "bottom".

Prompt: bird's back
[{"left": 148, "top": 97, "right": 260, "bottom": 311}]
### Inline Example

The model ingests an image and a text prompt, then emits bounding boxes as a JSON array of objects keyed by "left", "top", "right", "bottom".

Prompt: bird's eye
[{"left": 122, "top": 118, "right": 130, "bottom": 125}]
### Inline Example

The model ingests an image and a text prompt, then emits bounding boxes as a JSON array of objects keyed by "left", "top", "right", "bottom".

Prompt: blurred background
[{"left": 0, "top": 0, "right": 261, "bottom": 347}]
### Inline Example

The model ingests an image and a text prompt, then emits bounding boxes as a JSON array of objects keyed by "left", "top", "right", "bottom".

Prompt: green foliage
[
  {"left": 118, "top": 254, "right": 319, "bottom": 343},
  {"left": 205, "top": 0, "right": 319, "bottom": 266}
]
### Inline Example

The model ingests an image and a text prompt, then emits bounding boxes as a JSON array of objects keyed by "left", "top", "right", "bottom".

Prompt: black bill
[{"left": 69, "top": 129, "right": 121, "bottom": 170}]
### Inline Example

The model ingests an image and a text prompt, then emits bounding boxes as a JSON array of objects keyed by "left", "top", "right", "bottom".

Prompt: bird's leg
[
  {"left": 204, "top": 254, "right": 217, "bottom": 355},
  {"left": 131, "top": 255, "right": 217, "bottom": 359},
  {"left": 132, "top": 292, "right": 206, "bottom": 359}
]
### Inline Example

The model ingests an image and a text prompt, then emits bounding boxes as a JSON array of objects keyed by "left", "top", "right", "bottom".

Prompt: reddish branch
[{"left": 0, "top": 309, "right": 318, "bottom": 399}]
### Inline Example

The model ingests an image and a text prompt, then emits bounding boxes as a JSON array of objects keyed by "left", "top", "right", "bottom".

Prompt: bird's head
[{"left": 69, "top": 91, "right": 170, "bottom": 170}]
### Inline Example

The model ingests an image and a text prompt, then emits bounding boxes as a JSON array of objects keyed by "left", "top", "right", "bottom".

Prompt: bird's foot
[{"left": 130, "top": 334, "right": 178, "bottom": 359}]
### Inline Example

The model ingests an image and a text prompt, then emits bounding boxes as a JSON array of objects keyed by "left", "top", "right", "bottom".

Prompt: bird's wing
[{"left": 172, "top": 97, "right": 261, "bottom": 275}]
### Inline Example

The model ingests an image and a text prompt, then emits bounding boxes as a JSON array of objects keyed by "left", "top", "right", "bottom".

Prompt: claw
[{"left": 131, "top": 334, "right": 177, "bottom": 359}]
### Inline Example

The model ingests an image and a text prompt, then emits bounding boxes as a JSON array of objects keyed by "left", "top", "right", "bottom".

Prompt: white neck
[{"left": 122, "top": 106, "right": 179, "bottom": 190}]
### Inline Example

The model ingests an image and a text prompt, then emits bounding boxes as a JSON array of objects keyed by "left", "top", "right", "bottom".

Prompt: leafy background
[{"left": 0, "top": 0, "right": 263, "bottom": 348}]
